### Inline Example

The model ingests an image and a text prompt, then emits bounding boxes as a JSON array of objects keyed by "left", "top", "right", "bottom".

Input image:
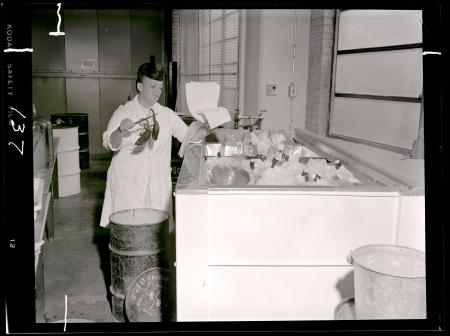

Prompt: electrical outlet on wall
[
  {"left": 81, "top": 59, "right": 96, "bottom": 70},
  {"left": 266, "top": 84, "right": 278, "bottom": 96}
]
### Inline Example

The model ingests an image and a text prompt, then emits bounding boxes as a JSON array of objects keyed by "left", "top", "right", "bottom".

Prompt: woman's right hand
[{"left": 119, "top": 118, "right": 135, "bottom": 133}]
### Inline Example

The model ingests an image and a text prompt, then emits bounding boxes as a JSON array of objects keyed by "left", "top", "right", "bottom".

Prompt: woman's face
[{"left": 137, "top": 76, "right": 163, "bottom": 107}]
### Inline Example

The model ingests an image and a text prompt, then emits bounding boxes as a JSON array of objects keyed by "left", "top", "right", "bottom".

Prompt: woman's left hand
[{"left": 191, "top": 125, "right": 209, "bottom": 141}]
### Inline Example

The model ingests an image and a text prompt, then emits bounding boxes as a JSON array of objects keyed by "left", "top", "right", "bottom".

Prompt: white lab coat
[{"left": 100, "top": 96, "right": 188, "bottom": 228}]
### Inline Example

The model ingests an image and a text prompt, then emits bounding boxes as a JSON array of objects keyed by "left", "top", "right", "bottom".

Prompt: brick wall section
[{"left": 305, "top": 10, "right": 336, "bottom": 136}]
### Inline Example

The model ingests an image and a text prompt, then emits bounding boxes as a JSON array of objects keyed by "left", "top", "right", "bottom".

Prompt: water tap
[
  {"left": 250, "top": 109, "right": 267, "bottom": 132},
  {"left": 233, "top": 110, "right": 240, "bottom": 129},
  {"left": 234, "top": 110, "right": 250, "bottom": 129}
]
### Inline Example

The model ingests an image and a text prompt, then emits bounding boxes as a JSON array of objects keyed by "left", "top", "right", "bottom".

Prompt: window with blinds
[
  {"left": 198, "top": 9, "right": 240, "bottom": 116},
  {"left": 329, "top": 10, "right": 423, "bottom": 153},
  {"left": 171, "top": 9, "right": 184, "bottom": 114},
  {"left": 172, "top": 9, "right": 181, "bottom": 63}
]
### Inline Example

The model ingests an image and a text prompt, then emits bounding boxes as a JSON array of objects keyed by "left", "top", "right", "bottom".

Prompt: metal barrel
[
  {"left": 349, "top": 244, "right": 426, "bottom": 319},
  {"left": 51, "top": 113, "right": 90, "bottom": 169},
  {"left": 125, "top": 267, "right": 174, "bottom": 322},
  {"left": 52, "top": 126, "right": 81, "bottom": 197},
  {"left": 109, "top": 286, "right": 126, "bottom": 322},
  {"left": 108, "top": 208, "right": 170, "bottom": 322}
]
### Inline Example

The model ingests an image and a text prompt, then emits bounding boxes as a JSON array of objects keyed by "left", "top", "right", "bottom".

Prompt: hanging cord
[{"left": 289, "top": 11, "right": 298, "bottom": 131}]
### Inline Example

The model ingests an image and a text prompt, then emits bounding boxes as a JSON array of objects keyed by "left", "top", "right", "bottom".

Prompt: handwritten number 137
[{"left": 8, "top": 108, "right": 25, "bottom": 156}]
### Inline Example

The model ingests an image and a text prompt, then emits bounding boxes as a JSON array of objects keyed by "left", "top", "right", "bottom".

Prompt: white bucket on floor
[
  {"left": 53, "top": 126, "right": 79, "bottom": 150},
  {"left": 57, "top": 147, "right": 80, "bottom": 176},
  {"left": 58, "top": 169, "right": 81, "bottom": 197},
  {"left": 53, "top": 126, "right": 81, "bottom": 197}
]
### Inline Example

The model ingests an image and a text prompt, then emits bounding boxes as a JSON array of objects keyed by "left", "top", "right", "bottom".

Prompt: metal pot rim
[
  {"left": 109, "top": 208, "right": 170, "bottom": 226},
  {"left": 349, "top": 244, "right": 426, "bottom": 279}
]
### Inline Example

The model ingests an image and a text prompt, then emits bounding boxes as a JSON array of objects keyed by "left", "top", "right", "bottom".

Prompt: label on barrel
[{"left": 125, "top": 268, "right": 172, "bottom": 322}]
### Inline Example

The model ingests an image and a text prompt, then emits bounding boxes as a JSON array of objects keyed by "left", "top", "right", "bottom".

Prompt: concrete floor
[{"left": 41, "top": 158, "right": 115, "bottom": 322}]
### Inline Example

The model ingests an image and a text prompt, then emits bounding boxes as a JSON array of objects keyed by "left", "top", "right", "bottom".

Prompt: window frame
[{"left": 328, "top": 9, "right": 423, "bottom": 155}]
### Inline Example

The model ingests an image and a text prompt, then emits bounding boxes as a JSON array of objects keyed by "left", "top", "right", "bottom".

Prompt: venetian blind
[
  {"left": 172, "top": 9, "right": 185, "bottom": 114},
  {"left": 199, "top": 9, "right": 240, "bottom": 116},
  {"left": 172, "top": 9, "right": 181, "bottom": 63}
]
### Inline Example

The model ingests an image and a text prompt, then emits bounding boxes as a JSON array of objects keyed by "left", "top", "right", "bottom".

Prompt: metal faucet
[
  {"left": 249, "top": 109, "right": 267, "bottom": 132},
  {"left": 233, "top": 110, "right": 240, "bottom": 129},
  {"left": 234, "top": 109, "right": 267, "bottom": 132},
  {"left": 234, "top": 109, "right": 250, "bottom": 129}
]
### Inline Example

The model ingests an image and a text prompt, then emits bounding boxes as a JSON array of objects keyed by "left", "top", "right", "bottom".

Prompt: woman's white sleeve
[
  {"left": 102, "top": 105, "right": 125, "bottom": 151},
  {"left": 170, "top": 109, "right": 189, "bottom": 143}
]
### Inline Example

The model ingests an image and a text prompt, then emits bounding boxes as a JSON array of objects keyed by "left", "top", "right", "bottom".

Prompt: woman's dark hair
[{"left": 136, "top": 63, "right": 164, "bottom": 89}]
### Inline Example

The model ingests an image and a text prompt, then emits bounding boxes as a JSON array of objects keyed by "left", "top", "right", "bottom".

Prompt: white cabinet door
[{"left": 208, "top": 265, "right": 354, "bottom": 321}]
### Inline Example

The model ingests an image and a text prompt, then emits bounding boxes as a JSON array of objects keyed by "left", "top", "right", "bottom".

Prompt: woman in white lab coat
[{"left": 100, "top": 63, "right": 205, "bottom": 229}]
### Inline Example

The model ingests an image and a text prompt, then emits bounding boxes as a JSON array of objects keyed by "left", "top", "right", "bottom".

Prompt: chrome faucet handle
[
  {"left": 249, "top": 111, "right": 266, "bottom": 131},
  {"left": 234, "top": 110, "right": 241, "bottom": 129},
  {"left": 238, "top": 116, "right": 250, "bottom": 130},
  {"left": 250, "top": 111, "right": 266, "bottom": 120},
  {"left": 258, "top": 109, "right": 268, "bottom": 119}
]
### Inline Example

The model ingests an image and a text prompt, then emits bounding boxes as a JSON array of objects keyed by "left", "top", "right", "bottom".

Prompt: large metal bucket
[
  {"left": 348, "top": 244, "right": 426, "bottom": 319},
  {"left": 108, "top": 208, "right": 170, "bottom": 322}
]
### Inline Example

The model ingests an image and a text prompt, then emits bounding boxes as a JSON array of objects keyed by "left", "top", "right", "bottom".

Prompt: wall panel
[
  {"left": 130, "top": 9, "right": 164, "bottom": 69},
  {"left": 64, "top": 10, "right": 99, "bottom": 72},
  {"left": 259, "top": 10, "right": 311, "bottom": 130},
  {"left": 32, "top": 9, "right": 66, "bottom": 71},
  {"left": 98, "top": 10, "right": 131, "bottom": 73},
  {"left": 130, "top": 9, "right": 165, "bottom": 105},
  {"left": 99, "top": 79, "right": 133, "bottom": 140},
  {"left": 65, "top": 78, "right": 101, "bottom": 154},
  {"left": 32, "top": 77, "right": 67, "bottom": 118}
]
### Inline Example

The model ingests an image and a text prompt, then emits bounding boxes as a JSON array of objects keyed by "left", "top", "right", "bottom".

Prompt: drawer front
[
  {"left": 208, "top": 193, "right": 398, "bottom": 265},
  {"left": 207, "top": 265, "right": 354, "bottom": 321}
]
